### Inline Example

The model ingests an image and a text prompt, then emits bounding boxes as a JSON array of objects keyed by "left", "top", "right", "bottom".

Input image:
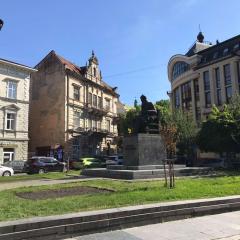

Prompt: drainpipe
[{"left": 66, "top": 70, "right": 70, "bottom": 147}]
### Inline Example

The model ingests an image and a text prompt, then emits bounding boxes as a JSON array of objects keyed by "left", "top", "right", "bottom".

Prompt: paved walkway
[
  {"left": 0, "top": 176, "right": 98, "bottom": 191},
  {"left": 65, "top": 211, "right": 240, "bottom": 240}
]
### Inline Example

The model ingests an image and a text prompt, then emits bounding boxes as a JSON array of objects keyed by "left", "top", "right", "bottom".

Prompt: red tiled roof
[{"left": 53, "top": 51, "right": 118, "bottom": 95}]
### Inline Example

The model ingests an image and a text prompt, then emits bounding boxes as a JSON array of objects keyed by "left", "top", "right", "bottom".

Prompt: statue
[{"left": 133, "top": 95, "right": 160, "bottom": 134}]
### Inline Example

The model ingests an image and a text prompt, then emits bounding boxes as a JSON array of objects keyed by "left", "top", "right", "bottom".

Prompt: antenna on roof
[{"left": 198, "top": 24, "right": 201, "bottom": 32}]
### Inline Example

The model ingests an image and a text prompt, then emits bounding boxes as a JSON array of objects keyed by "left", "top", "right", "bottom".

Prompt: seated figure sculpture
[{"left": 134, "top": 95, "right": 160, "bottom": 134}]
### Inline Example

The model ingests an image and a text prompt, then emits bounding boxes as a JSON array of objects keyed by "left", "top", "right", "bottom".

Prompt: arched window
[
  {"left": 172, "top": 62, "right": 190, "bottom": 80},
  {"left": 93, "top": 67, "right": 96, "bottom": 77}
]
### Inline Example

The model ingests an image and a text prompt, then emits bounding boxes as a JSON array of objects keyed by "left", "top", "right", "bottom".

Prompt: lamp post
[{"left": 0, "top": 19, "right": 4, "bottom": 31}]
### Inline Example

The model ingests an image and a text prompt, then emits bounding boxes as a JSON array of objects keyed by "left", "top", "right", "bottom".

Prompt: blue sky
[{"left": 1, "top": 0, "right": 240, "bottom": 105}]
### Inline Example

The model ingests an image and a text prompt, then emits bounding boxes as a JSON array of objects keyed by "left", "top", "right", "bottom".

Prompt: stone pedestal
[{"left": 123, "top": 134, "right": 166, "bottom": 167}]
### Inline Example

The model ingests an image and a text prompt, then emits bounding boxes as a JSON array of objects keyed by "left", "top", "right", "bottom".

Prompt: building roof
[
  {"left": 196, "top": 34, "right": 240, "bottom": 68},
  {"left": 51, "top": 51, "right": 118, "bottom": 96},
  {"left": 0, "top": 58, "right": 36, "bottom": 72}
]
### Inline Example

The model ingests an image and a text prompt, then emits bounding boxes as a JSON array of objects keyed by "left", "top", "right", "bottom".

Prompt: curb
[{"left": 1, "top": 196, "right": 240, "bottom": 240}]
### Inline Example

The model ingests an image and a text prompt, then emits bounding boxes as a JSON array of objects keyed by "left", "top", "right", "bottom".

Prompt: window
[
  {"left": 215, "top": 68, "right": 221, "bottom": 105},
  {"left": 72, "top": 138, "right": 80, "bottom": 160},
  {"left": 92, "top": 119, "right": 97, "bottom": 129},
  {"left": 93, "top": 94, "right": 97, "bottom": 107},
  {"left": 224, "top": 64, "right": 232, "bottom": 103},
  {"left": 105, "top": 99, "right": 111, "bottom": 111},
  {"left": 213, "top": 52, "right": 218, "bottom": 59},
  {"left": 73, "top": 111, "right": 82, "bottom": 128},
  {"left": 203, "top": 71, "right": 211, "bottom": 107},
  {"left": 194, "top": 79, "right": 199, "bottom": 102},
  {"left": 174, "top": 87, "right": 180, "bottom": 109},
  {"left": 226, "top": 86, "right": 232, "bottom": 103},
  {"left": 88, "top": 92, "right": 92, "bottom": 105},
  {"left": 234, "top": 43, "right": 239, "bottom": 50},
  {"left": 73, "top": 86, "right": 80, "bottom": 101},
  {"left": 93, "top": 67, "right": 96, "bottom": 77},
  {"left": 237, "top": 62, "right": 240, "bottom": 93},
  {"left": 5, "top": 112, "right": 16, "bottom": 130},
  {"left": 88, "top": 118, "right": 92, "bottom": 129},
  {"left": 3, "top": 148, "right": 14, "bottom": 163},
  {"left": 106, "top": 120, "right": 111, "bottom": 132},
  {"left": 7, "top": 81, "right": 17, "bottom": 99},
  {"left": 97, "top": 120, "right": 101, "bottom": 130},
  {"left": 98, "top": 96, "right": 102, "bottom": 108},
  {"left": 181, "top": 81, "right": 192, "bottom": 110},
  {"left": 172, "top": 62, "right": 190, "bottom": 80},
  {"left": 224, "top": 64, "right": 231, "bottom": 85},
  {"left": 223, "top": 48, "right": 229, "bottom": 56}
]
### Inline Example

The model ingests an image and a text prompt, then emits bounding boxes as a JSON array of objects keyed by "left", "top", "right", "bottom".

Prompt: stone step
[
  {"left": 82, "top": 167, "right": 214, "bottom": 180},
  {"left": 0, "top": 196, "right": 240, "bottom": 240}
]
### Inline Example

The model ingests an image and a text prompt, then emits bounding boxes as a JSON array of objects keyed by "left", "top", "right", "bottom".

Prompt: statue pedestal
[
  {"left": 82, "top": 133, "right": 213, "bottom": 179},
  {"left": 123, "top": 134, "right": 166, "bottom": 167}
]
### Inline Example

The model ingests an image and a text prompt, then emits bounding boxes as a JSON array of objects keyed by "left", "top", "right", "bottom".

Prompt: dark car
[{"left": 24, "top": 157, "right": 66, "bottom": 174}]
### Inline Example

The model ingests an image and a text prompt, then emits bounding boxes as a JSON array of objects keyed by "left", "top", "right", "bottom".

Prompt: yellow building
[
  {"left": 168, "top": 32, "right": 240, "bottom": 125},
  {"left": 29, "top": 51, "right": 120, "bottom": 159}
]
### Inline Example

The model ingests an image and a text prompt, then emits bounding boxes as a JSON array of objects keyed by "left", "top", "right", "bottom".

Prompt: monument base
[
  {"left": 123, "top": 134, "right": 166, "bottom": 166},
  {"left": 82, "top": 165, "right": 214, "bottom": 180}
]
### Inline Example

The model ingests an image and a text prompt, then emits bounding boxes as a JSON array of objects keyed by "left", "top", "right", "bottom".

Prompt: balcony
[
  {"left": 84, "top": 103, "right": 110, "bottom": 116},
  {"left": 69, "top": 127, "right": 115, "bottom": 137}
]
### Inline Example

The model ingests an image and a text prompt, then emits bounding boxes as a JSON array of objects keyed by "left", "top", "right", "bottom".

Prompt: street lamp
[{"left": 0, "top": 19, "right": 3, "bottom": 31}]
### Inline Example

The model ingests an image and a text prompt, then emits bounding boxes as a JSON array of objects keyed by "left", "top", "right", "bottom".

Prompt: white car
[{"left": 0, "top": 165, "right": 14, "bottom": 176}]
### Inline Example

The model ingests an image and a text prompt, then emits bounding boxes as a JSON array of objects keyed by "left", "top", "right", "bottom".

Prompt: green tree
[
  {"left": 155, "top": 99, "right": 171, "bottom": 126},
  {"left": 172, "top": 110, "right": 197, "bottom": 161},
  {"left": 196, "top": 103, "right": 240, "bottom": 156}
]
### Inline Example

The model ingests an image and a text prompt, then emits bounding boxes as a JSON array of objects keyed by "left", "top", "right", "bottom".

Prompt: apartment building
[{"left": 29, "top": 51, "right": 120, "bottom": 159}]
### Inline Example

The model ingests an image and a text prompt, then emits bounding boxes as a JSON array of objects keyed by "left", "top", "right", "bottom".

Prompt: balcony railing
[
  {"left": 85, "top": 103, "right": 111, "bottom": 115},
  {"left": 70, "top": 126, "right": 115, "bottom": 137}
]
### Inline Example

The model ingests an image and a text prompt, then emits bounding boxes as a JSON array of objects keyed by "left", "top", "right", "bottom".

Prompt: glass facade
[{"left": 172, "top": 62, "right": 190, "bottom": 80}]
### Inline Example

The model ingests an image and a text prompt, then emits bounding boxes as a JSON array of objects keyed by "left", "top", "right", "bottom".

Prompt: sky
[{"left": 1, "top": 0, "right": 240, "bottom": 106}]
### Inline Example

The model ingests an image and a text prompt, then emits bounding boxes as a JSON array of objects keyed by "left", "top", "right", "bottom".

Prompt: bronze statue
[{"left": 134, "top": 95, "right": 160, "bottom": 134}]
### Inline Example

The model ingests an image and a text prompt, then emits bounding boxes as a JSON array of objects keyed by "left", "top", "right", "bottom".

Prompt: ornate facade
[
  {"left": 168, "top": 33, "right": 240, "bottom": 125},
  {"left": 29, "top": 51, "right": 120, "bottom": 159},
  {"left": 0, "top": 58, "right": 36, "bottom": 164}
]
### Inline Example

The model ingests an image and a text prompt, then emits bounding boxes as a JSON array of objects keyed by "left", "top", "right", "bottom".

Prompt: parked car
[
  {"left": 3, "top": 160, "right": 26, "bottom": 173},
  {"left": 0, "top": 165, "right": 14, "bottom": 176},
  {"left": 106, "top": 155, "right": 123, "bottom": 165},
  {"left": 73, "top": 157, "right": 105, "bottom": 169},
  {"left": 24, "top": 157, "right": 66, "bottom": 174}
]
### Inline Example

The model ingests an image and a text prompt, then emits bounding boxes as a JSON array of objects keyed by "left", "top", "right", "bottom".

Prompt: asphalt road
[{"left": 64, "top": 211, "right": 240, "bottom": 240}]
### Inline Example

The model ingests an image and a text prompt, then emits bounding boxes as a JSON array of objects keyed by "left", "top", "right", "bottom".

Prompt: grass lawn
[
  {"left": 1, "top": 175, "right": 240, "bottom": 222},
  {"left": 0, "top": 170, "right": 80, "bottom": 183}
]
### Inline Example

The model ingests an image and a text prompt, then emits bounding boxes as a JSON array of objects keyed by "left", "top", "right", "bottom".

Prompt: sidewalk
[
  {"left": 65, "top": 211, "right": 240, "bottom": 240},
  {"left": 0, "top": 176, "right": 98, "bottom": 191}
]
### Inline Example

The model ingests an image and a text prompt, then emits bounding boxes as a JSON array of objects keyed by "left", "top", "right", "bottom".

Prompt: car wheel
[
  {"left": 2, "top": 171, "right": 11, "bottom": 177},
  {"left": 38, "top": 168, "right": 45, "bottom": 174}
]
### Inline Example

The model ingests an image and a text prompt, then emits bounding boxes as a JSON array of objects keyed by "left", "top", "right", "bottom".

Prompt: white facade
[{"left": 0, "top": 59, "right": 36, "bottom": 164}]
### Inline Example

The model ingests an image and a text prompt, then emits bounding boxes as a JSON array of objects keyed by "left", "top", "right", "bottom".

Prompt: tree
[
  {"left": 196, "top": 103, "right": 240, "bottom": 157},
  {"left": 172, "top": 110, "right": 197, "bottom": 160}
]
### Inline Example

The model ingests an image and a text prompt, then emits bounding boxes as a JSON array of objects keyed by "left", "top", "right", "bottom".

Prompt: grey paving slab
[{"left": 66, "top": 211, "right": 240, "bottom": 240}]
